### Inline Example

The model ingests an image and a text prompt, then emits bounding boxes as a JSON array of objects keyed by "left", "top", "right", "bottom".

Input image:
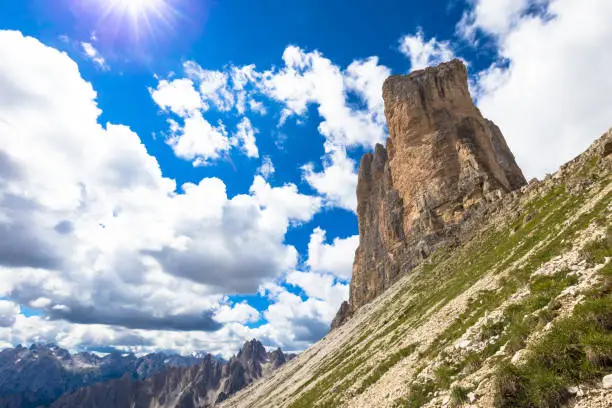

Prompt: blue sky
[{"left": 0, "top": 0, "right": 610, "bottom": 357}]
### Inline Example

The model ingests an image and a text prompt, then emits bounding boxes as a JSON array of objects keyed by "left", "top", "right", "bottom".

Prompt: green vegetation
[
  {"left": 393, "top": 380, "right": 436, "bottom": 408},
  {"left": 494, "top": 234, "right": 612, "bottom": 408},
  {"left": 396, "top": 268, "right": 583, "bottom": 407},
  {"left": 503, "top": 270, "right": 579, "bottom": 354},
  {"left": 577, "top": 154, "right": 601, "bottom": 178},
  {"left": 495, "top": 289, "right": 612, "bottom": 407},
  {"left": 581, "top": 225, "right": 612, "bottom": 266},
  {"left": 450, "top": 385, "right": 470, "bottom": 405},
  {"left": 356, "top": 343, "right": 417, "bottom": 394},
  {"left": 393, "top": 185, "right": 610, "bottom": 406},
  {"left": 434, "top": 363, "right": 458, "bottom": 388},
  {"left": 287, "top": 353, "right": 369, "bottom": 408},
  {"left": 288, "top": 170, "right": 611, "bottom": 408},
  {"left": 479, "top": 319, "right": 505, "bottom": 341}
]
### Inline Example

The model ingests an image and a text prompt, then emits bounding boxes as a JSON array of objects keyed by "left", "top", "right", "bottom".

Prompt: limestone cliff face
[
  {"left": 348, "top": 144, "right": 408, "bottom": 316},
  {"left": 334, "top": 60, "right": 526, "bottom": 328}
]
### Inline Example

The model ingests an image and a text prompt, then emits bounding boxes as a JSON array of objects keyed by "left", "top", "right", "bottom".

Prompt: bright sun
[
  {"left": 108, "top": 0, "right": 164, "bottom": 16},
  {"left": 93, "top": 0, "right": 177, "bottom": 39}
]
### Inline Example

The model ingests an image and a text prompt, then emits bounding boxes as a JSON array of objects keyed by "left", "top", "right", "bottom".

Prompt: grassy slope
[{"left": 222, "top": 131, "right": 612, "bottom": 408}]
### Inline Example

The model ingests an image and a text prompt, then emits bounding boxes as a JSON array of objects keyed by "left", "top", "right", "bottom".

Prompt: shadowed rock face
[{"left": 333, "top": 60, "right": 526, "bottom": 328}]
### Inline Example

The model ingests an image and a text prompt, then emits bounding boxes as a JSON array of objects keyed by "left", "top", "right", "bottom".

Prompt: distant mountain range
[
  {"left": 51, "top": 339, "right": 295, "bottom": 408},
  {"left": 0, "top": 343, "right": 210, "bottom": 408},
  {"left": 0, "top": 340, "right": 293, "bottom": 408}
]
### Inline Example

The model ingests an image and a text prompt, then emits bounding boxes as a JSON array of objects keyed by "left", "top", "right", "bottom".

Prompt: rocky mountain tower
[{"left": 333, "top": 59, "right": 526, "bottom": 328}]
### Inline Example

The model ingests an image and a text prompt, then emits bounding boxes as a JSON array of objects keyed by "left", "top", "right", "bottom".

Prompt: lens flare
[
  {"left": 107, "top": 0, "right": 165, "bottom": 17},
  {"left": 89, "top": 0, "right": 179, "bottom": 41}
]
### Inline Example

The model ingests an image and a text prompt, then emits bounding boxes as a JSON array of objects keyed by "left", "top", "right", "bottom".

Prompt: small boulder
[
  {"left": 603, "top": 374, "right": 612, "bottom": 389},
  {"left": 467, "top": 392, "right": 477, "bottom": 403},
  {"left": 456, "top": 339, "right": 471, "bottom": 349},
  {"left": 511, "top": 349, "right": 532, "bottom": 365}
]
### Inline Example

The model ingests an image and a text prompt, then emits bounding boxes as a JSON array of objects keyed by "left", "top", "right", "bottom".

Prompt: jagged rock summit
[
  {"left": 334, "top": 59, "right": 526, "bottom": 327},
  {"left": 50, "top": 339, "right": 293, "bottom": 408},
  {"left": 0, "top": 343, "right": 206, "bottom": 408}
]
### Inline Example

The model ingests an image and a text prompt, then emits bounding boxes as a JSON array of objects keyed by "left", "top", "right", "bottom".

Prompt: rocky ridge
[
  {"left": 219, "top": 69, "right": 612, "bottom": 406},
  {"left": 51, "top": 339, "right": 294, "bottom": 408},
  {"left": 0, "top": 343, "right": 207, "bottom": 408},
  {"left": 335, "top": 60, "right": 526, "bottom": 328}
]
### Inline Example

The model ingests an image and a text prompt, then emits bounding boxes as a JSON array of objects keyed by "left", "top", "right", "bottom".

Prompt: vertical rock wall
[{"left": 333, "top": 60, "right": 526, "bottom": 329}]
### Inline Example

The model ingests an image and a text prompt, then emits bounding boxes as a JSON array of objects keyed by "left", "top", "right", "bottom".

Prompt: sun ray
[{"left": 86, "top": 0, "right": 180, "bottom": 41}]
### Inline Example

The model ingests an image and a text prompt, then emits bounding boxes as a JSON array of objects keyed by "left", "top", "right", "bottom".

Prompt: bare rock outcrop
[
  {"left": 331, "top": 301, "right": 350, "bottom": 329},
  {"left": 334, "top": 60, "right": 526, "bottom": 328}
]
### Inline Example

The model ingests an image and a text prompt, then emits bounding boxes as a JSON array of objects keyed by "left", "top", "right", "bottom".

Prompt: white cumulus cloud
[
  {"left": 0, "top": 300, "right": 19, "bottom": 328},
  {"left": 231, "top": 117, "right": 259, "bottom": 158},
  {"left": 306, "top": 227, "right": 359, "bottom": 281},
  {"left": 184, "top": 62, "right": 235, "bottom": 112},
  {"left": 465, "top": 0, "right": 612, "bottom": 177},
  {"left": 257, "top": 156, "right": 276, "bottom": 179},
  {"left": 165, "top": 113, "right": 230, "bottom": 165},
  {"left": 259, "top": 46, "right": 389, "bottom": 149},
  {"left": 398, "top": 29, "right": 455, "bottom": 71},
  {"left": 302, "top": 146, "right": 358, "bottom": 212},
  {"left": 80, "top": 41, "right": 108, "bottom": 70},
  {"left": 214, "top": 302, "right": 260, "bottom": 324},
  {"left": 0, "top": 30, "right": 323, "bottom": 355},
  {"left": 458, "top": 0, "right": 540, "bottom": 39},
  {"left": 150, "top": 78, "right": 203, "bottom": 117}
]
